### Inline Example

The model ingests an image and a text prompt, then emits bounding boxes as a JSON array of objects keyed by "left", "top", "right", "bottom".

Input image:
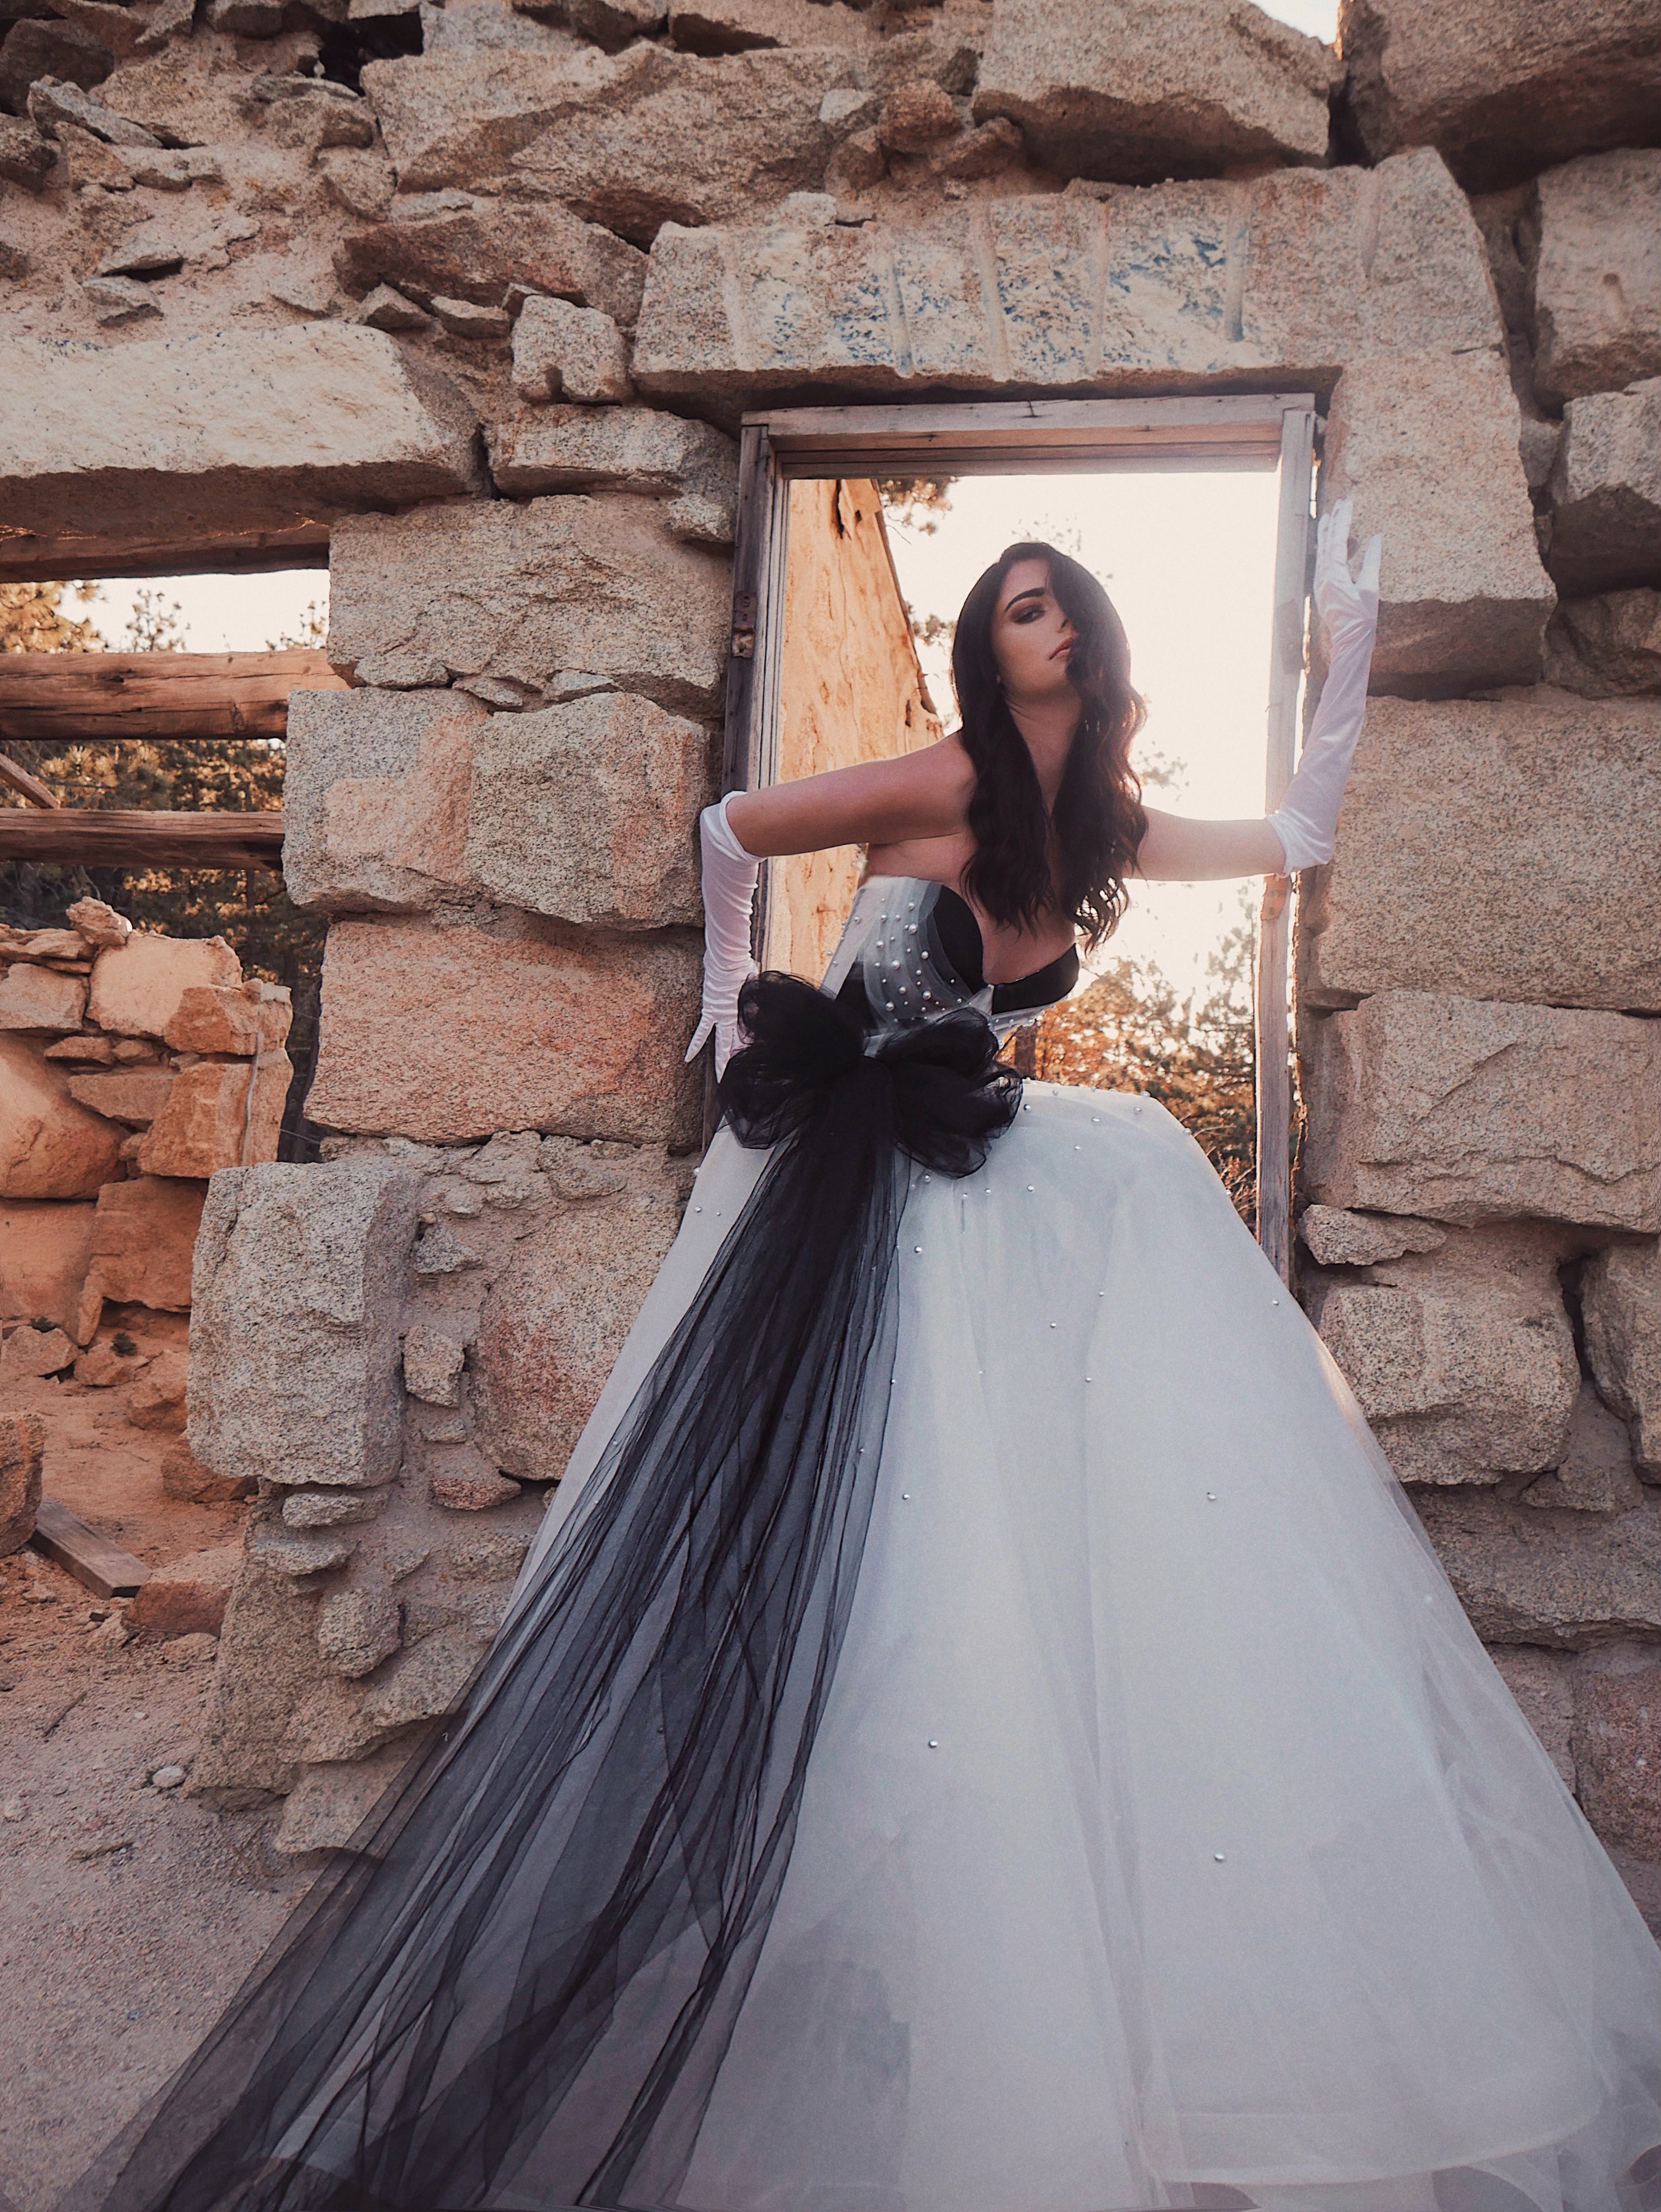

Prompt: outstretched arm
[{"left": 1134, "top": 500, "right": 1383, "bottom": 885}]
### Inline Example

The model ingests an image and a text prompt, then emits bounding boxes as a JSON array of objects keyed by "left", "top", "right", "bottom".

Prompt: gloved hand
[
  {"left": 684, "top": 792, "right": 759, "bottom": 1077},
  {"left": 1266, "top": 497, "right": 1383, "bottom": 873}
]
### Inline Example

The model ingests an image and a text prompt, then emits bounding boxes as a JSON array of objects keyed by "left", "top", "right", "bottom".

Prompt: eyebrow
[{"left": 1004, "top": 586, "right": 1047, "bottom": 609}]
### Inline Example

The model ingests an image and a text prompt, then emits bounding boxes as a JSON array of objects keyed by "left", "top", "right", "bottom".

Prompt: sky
[
  {"left": 883, "top": 468, "right": 1287, "bottom": 995},
  {"left": 1257, "top": 0, "right": 1339, "bottom": 36}
]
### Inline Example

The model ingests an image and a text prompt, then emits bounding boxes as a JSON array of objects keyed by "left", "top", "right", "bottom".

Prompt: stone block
[
  {"left": 163, "top": 984, "right": 292, "bottom": 1057},
  {"left": 272, "top": 1738, "right": 419, "bottom": 1855},
  {"left": 1414, "top": 1488, "right": 1661, "bottom": 1648},
  {"left": 283, "top": 686, "right": 486, "bottom": 917},
  {"left": 127, "top": 1541, "right": 240, "bottom": 1639},
  {"left": 2, "top": 1323, "right": 76, "bottom": 1381},
  {"left": 1298, "top": 694, "right": 1661, "bottom": 1011},
  {"left": 0, "top": 19, "right": 112, "bottom": 114},
  {"left": 66, "top": 897, "right": 130, "bottom": 949},
  {"left": 88, "top": 930, "right": 241, "bottom": 1038},
  {"left": 1301, "top": 991, "right": 1661, "bottom": 1231},
  {"left": 0, "top": 963, "right": 87, "bottom": 1033},
  {"left": 1320, "top": 350, "right": 1554, "bottom": 692},
  {"left": 1582, "top": 1241, "right": 1661, "bottom": 1476},
  {"left": 1489, "top": 1645, "right": 1577, "bottom": 1789},
  {"left": 65, "top": 1065, "right": 175, "bottom": 1127},
  {"left": 0, "top": 1035, "right": 123, "bottom": 1199},
  {"left": 1532, "top": 150, "right": 1661, "bottom": 408},
  {"left": 510, "top": 295, "right": 631, "bottom": 403},
  {"left": 0, "top": 116, "right": 57, "bottom": 187},
  {"left": 1547, "top": 380, "right": 1661, "bottom": 598},
  {"left": 0, "top": 1199, "right": 96, "bottom": 1334},
  {"left": 333, "top": 194, "right": 647, "bottom": 329},
  {"left": 633, "top": 150, "right": 1498, "bottom": 406},
  {"left": 307, "top": 918, "right": 702, "bottom": 1146},
  {"left": 1296, "top": 1205, "right": 1444, "bottom": 1267},
  {"left": 0, "top": 1412, "right": 44, "bottom": 1557},
  {"left": 1573, "top": 1657, "right": 1661, "bottom": 1859},
  {"left": 667, "top": 0, "right": 871, "bottom": 55},
  {"left": 161, "top": 1441, "right": 255, "bottom": 1503},
  {"left": 1521, "top": 1384, "right": 1645, "bottom": 1515},
  {"left": 472, "top": 1139, "right": 688, "bottom": 1480},
  {"left": 430, "top": 1459, "right": 521, "bottom": 1510},
  {"left": 362, "top": 45, "right": 859, "bottom": 245},
  {"left": 463, "top": 691, "right": 711, "bottom": 930},
  {"left": 316, "top": 1581, "right": 401, "bottom": 1677},
  {"left": 485, "top": 405, "right": 738, "bottom": 544},
  {"left": 0, "top": 325, "right": 481, "bottom": 548},
  {"left": 326, "top": 494, "right": 730, "bottom": 717},
  {"left": 191, "top": 1553, "right": 325, "bottom": 1800},
  {"left": 75, "top": 1339, "right": 151, "bottom": 1387},
  {"left": 402, "top": 1324, "right": 465, "bottom": 1406},
  {"left": 973, "top": 0, "right": 1336, "bottom": 182},
  {"left": 1544, "top": 591, "right": 1661, "bottom": 698},
  {"left": 126, "top": 1347, "right": 187, "bottom": 1431},
  {"left": 1339, "top": 0, "right": 1661, "bottom": 191},
  {"left": 79, "top": 1174, "right": 204, "bottom": 1318},
  {"left": 1311, "top": 1227, "right": 1578, "bottom": 1486},
  {"left": 187, "top": 1157, "right": 421, "bottom": 1491},
  {"left": 136, "top": 1052, "right": 293, "bottom": 1178}
]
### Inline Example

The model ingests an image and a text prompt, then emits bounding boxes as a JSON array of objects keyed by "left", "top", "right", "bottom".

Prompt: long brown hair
[{"left": 950, "top": 541, "right": 1147, "bottom": 951}]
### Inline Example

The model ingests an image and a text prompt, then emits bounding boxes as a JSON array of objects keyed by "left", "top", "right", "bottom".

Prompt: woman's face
[{"left": 990, "top": 558, "right": 1078, "bottom": 706}]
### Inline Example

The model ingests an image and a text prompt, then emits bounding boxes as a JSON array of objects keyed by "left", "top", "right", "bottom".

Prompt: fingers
[
  {"left": 684, "top": 1014, "right": 714, "bottom": 1064},
  {"left": 1357, "top": 532, "right": 1382, "bottom": 594}
]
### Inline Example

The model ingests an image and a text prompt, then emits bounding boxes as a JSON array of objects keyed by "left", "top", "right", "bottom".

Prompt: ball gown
[{"left": 61, "top": 875, "right": 1661, "bottom": 2212}]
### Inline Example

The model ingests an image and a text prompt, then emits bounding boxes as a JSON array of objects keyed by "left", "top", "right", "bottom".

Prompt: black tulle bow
[{"left": 717, "top": 971, "right": 1023, "bottom": 1179}]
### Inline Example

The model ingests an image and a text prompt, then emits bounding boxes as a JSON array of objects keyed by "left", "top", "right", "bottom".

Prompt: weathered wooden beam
[
  {"left": 0, "top": 751, "right": 60, "bottom": 807},
  {"left": 0, "top": 650, "right": 347, "bottom": 744},
  {"left": 0, "top": 808, "right": 284, "bottom": 871},
  {"left": 31, "top": 1495, "right": 150, "bottom": 1601},
  {"left": 0, "top": 524, "right": 330, "bottom": 587}
]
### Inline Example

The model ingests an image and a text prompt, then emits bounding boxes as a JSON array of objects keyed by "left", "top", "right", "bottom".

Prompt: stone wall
[
  {"left": 6, "top": 0, "right": 1659, "bottom": 1905},
  {"left": 0, "top": 899, "right": 291, "bottom": 1428}
]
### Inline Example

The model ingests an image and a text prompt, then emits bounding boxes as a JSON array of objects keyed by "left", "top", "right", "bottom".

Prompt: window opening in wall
[
  {"left": 727, "top": 397, "right": 1314, "bottom": 1279},
  {"left": 0, "top": 564, "right": 332, "bottom": 1165}
]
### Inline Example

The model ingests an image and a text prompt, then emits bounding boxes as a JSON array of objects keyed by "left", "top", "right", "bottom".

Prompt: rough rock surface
[
  {"left": 1532, "top": 150, "right": 1661, "bottom": 408},
  {"left": 0, "top": 326, "right": 481, "bottom": 549},
  {"left": 1573, "top": 1656, "right": 1661, "bottom": 1860},
  {"left": 1319, "top": 350, "right": 1554, "bottom": 692},
  {"left": 470, "top": 1145, "right": 689, "bottom": 1481},
  {"left": 486, "top": 406, "right": 737, "bottom": 544},
  {"left": 137, "top": 1051, "right": 293, "bottom": 1178},
  {"left": 326, "top": 494, "right": 730, "bottom": 716},
  {"left": 188, "top": 1157, "right": 421, "bottom": 1491},
  {"left": 1490, "top": 1645, "right": 1578, "bottom": 1788},
  {"left": 1311, "top": 1228, "right": 1579, "bottom": 1486},
  {"left": 164, "top": 983, "right": 292, "bottom": 1057},
  {"left": 1544, "top": 591, "right": 1661, "bottom": 697},
  {"left": 88, "top": 930, "right": 241, "bottom": 1037},
  {"left": 307, "top": 919, "right": 702, "bottom": 1147},
  {"left": 333, "top": 195, "right": 646, "bottom": 328},
  {"left": 76, "top": 1174, "right": 204, "bottom": 1329},
  {"left": 0, "top": 1198, "right": 97, "bottom": 1334},
  {"left": 0, "top": 962, "right": 88, "bottom": 1033},
  {"left": 125, "top": 1346, "right": 189, "bottom": 1432},
  {"left": 2, "top": 1323, "right": 77, "bottom": 1382},
  {"left": 1339, "top": 0, "right": 1661, "bottom": 191},
  {"left": 361, "top": 45, "right": 862, "bottom": 244},
  {"left": 633, "top": 152, "right": 1498, "bottom": 404},
  {"left": 1547, "top": 381, "right": 1661, "bottom": 598},
  {"left": 283, "top": 686, "right": 487, "bottom": 915},
  {"left": 0, "top": 1411, "right": 44, "bottom": 1556},
  {"left": 1582, "top": 1242, "right": 1661, "bottom": 1476},
  {"left": 0, "top": 1036, "right": 123, "bottom": 1199},
  {"left": 1301, "top": 992, "right": 1661, "bottom": 1231},
  {"left": 509, "top": 294, "right": 631, "bottom": 403},
  {"left": 1414, "top": 1488, "right": 1661, "bottom": 1648},
  {"left": 127, "top": 1542, "right": 241, "bottom": 1639},
  {"left": 1522, "top": 1384, "right": 1645, "bottom": 1515},
  {"left": 1296, "top": 1205, "right": 1445, "bottom": 1267},
  {"left": 1298, "top": 693, "right": 1661, "bottom": 1011},
  {"left": 973, "top": 0, "right": 1337, "bottom": 183},
  {"left": 463, "top": 691, "right": 711, "bottom": 930},
  {"left": 64, "top": 1067, "right": 176, "bottom": 1128}
]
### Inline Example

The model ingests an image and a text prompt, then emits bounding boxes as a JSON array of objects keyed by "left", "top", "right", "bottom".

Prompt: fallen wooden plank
[
  {"left": 31, "top": 1495, "right": 150, "bottom": 1600},
  {"left": 0, "top": 650, "right": 346, "bottom": 744},
  {"left": 0, "top": 523, "right": 330, "bottom": 587},
  {"left": 0, "top": 807, "right": 284, "bottom": 870},
  {"left": 0, "top": 750, "right": 60, "bottom": 807}
]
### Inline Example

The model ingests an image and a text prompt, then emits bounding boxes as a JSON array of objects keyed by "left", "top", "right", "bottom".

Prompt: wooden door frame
[{"left": 721, "top": 394, "right": 1317, "bottom": 1280}]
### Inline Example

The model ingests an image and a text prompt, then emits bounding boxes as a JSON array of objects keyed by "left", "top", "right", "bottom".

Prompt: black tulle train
[{"left": 59, "top": 979, "right": 1021, "bottom": 2212}]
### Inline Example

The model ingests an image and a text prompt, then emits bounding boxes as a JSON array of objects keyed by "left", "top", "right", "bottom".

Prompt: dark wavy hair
[{"left": 951, "top": 541, "right": 1147, "bottom": 952}]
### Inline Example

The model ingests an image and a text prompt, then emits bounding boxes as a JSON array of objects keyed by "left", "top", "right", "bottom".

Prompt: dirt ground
[{"left": 1, "top": 1340, "right": 314, "bottom": 2212}]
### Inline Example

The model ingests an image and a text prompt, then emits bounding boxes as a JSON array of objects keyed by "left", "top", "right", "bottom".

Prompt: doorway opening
[{"left": 724, "top": 397, "right": 1315, "bottom": 1279}]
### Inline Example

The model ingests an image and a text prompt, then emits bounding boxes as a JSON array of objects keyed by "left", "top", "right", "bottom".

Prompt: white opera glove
[
  {"left": 684, "top": 792, "right": 759, "bottom": 1077},
  {"left": 1266, "top": 497, "right": 1383, "bottom": 873}
]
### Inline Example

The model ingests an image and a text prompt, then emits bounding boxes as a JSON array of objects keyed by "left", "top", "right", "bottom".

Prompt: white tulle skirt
[{"left": 519, "top": 1082, "right": 1661, "bottom": 2212}]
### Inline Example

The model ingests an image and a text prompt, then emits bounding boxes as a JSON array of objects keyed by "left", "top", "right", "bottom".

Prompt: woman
[{"left": 64, "top": 511, "right": 1660, "bottom": 2212}]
